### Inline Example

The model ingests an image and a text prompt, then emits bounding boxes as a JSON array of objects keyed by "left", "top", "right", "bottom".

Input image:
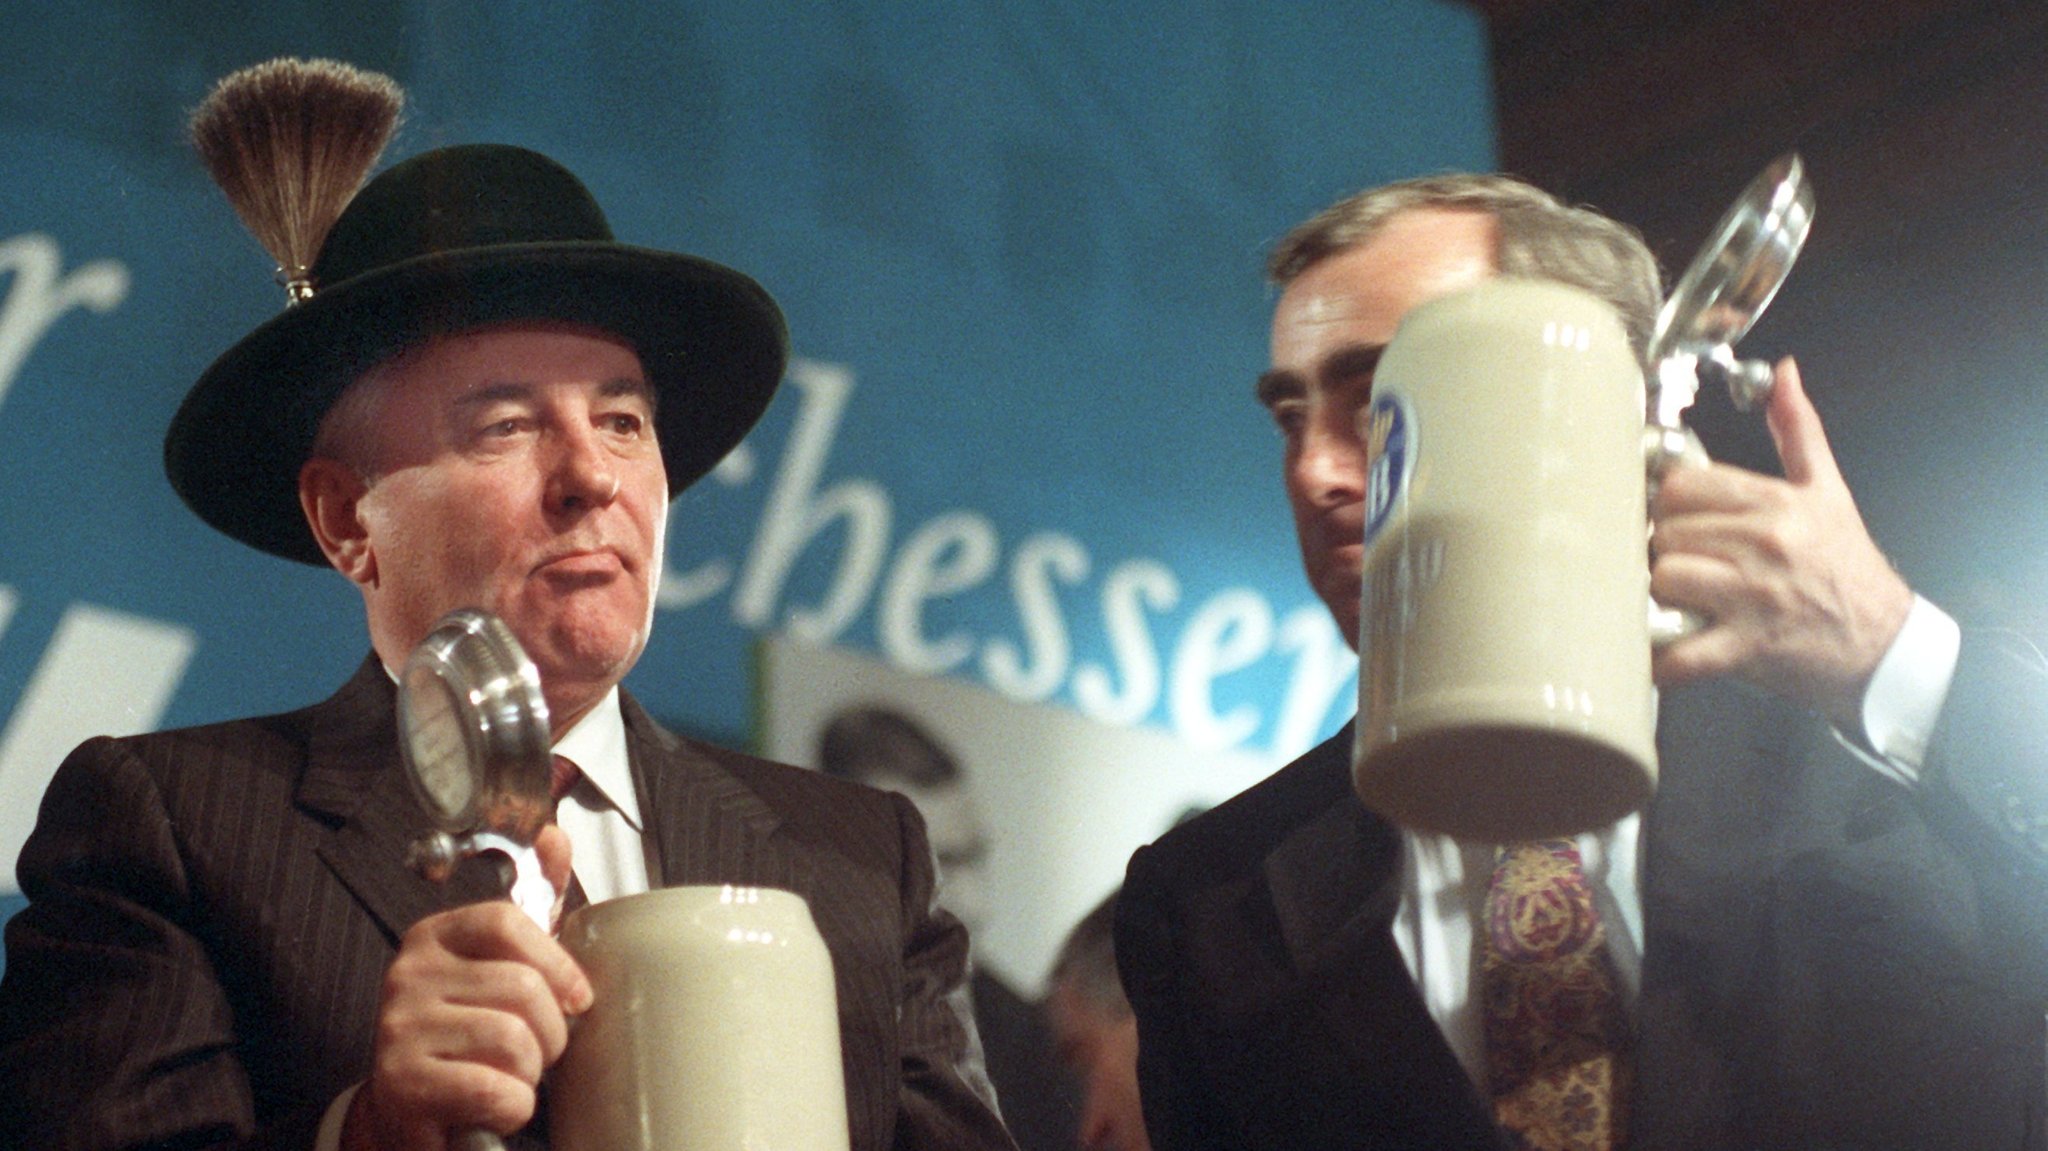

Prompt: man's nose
[
  {"left": 546, "top": 423, "right": 621, "bottom": 511},
  {"left": 1293, "top": 420, "right": 1366, "bottom": 506}
]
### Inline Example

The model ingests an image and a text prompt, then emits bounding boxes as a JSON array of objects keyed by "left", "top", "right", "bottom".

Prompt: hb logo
[{"left": 1363, "top": 395, "right": 1410, "bottom": 545}]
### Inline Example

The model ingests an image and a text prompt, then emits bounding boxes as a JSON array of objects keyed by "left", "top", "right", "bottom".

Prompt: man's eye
[
  {"left": 602, "top": 412, "right": 645, "bottom": 436},
  {"left": 1268, "top": 404, "right": 1307, "bottom": 439}
]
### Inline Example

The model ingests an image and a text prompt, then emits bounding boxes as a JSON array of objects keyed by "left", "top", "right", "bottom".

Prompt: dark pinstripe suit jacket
[
  {"left": 0, "top": 657, "right": 1015, "bottom": 1151},
  {"left": 1118, "top": 635, "right": 2048, "bottom": 1150}
]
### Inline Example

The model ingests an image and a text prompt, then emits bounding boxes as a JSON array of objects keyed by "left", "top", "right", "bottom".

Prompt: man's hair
[
  {"left": 309, "top": 368, "right": 390, "bottom": 479},
  {"left": 1049, "top": 888, "right": 1129, "bottom": 1020},
  {"left": 1267, "top": 173, "right": 1664, "bottom": 361},
  {"left": 817, "top": 706, "right": 962, "bottom": 789},
  {"left": 306, "top": 320, "right": 659, "bottom": 482}
]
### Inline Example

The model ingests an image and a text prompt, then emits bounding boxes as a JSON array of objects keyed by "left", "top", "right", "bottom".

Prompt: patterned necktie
[{"left": 1481, "top": 839, "right": 1632, "bottom": 1150}]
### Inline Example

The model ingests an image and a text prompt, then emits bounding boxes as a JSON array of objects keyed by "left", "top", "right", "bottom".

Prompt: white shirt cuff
[
  {"left": 1846, "top": 593, "right": 1960, "bottom": 786},
  {"left": 314, "top": 1083, "right": 361, "bottom": 1151}
]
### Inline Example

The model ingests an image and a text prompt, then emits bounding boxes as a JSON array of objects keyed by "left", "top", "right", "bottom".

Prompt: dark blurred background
[{"left": 1466, "top": 0, "right": 2048, "bottom": 632}]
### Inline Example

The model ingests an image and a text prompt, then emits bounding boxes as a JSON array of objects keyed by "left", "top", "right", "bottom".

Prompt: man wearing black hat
[{"left": 0, "top": 65, "right": 1015, "bottom": 1151}]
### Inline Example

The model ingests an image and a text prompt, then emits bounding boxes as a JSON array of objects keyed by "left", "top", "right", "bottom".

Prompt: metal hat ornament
[{"left": 169, "top": 57, "right": 789, "bottom": 564}]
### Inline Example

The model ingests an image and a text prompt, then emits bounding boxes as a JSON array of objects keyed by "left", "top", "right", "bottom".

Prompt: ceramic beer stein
[
  {"left": 1352, "top": 277, "right": 1658, "bottom": 841},
  {"left": 551, "top": 885, "right": 851, "bottom": 1151},
  {"left": 1350, "top": 154, "right": 1814, "bottom": 841}
]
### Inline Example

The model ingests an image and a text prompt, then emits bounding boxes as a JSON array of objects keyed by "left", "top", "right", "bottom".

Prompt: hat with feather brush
[{"left": 165, "top": 58, "right": 788, "bottom": 564}]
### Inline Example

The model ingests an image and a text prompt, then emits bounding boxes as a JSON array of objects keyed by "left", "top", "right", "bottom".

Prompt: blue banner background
[{"left": 0, "top": 2, "right": 1493, "bottom": 926}]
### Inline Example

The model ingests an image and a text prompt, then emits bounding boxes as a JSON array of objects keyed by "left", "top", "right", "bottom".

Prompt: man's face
[
  {"left": 1047, "top": 982, "right": 1152, "bottom": 1151},
  {"left": 1260, "top": 209, "right": 1496, "bottom": 647},
  {"left": 331, "top": 322, "right": 668, "bottom": 727}
]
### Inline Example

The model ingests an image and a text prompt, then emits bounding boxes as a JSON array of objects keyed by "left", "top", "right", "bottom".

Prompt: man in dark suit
[
  {"left": 1115, "top": 175, "right": 2048, "bottom": 1149},
  {"left": 0, "top": 76, "right": 1014, "bottom": 1151}
]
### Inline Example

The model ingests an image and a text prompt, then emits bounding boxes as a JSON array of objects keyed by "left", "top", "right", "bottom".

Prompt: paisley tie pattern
[{"left": 1482, "top": 839, "right": 1631, "bottom": 1150}]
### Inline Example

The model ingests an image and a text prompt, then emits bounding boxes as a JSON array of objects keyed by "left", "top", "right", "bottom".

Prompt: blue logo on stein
[{"left": 1363, "top": 394, "right": 1412, "bottom": 544}]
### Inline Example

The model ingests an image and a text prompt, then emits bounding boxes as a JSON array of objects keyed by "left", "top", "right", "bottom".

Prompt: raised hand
[{"left": 1649, "top": 356, "right": 1914, "bottom": 731}]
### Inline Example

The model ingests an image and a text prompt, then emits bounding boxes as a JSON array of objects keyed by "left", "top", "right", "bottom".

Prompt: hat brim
[{"left": 165, "top": 241, "right": 788, "bottom": 565}]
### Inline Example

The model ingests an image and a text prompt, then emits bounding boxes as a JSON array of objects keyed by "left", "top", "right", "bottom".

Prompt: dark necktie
[
  {"left": 550, "top": 753, "right": 581, "bottom": 804},
  {"left": 502, "top": 756, "right": 594, "bottom": 1147},
  {"left": 549, "top": 754, "right": 588, "bottom": 918},
  {"left": 1481, "top": 839, "right": 1632, "bottom": 1150}
]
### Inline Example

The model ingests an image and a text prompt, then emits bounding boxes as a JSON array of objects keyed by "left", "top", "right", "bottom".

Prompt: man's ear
[{"left": 299, "top": 457, "right": 376, "bottom": 586}]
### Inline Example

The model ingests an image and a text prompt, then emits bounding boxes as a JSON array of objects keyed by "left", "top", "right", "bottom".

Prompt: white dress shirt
[
  {"left": 1395, "top": 594, "right": 1962, "bottom": 1088},
  {"left": 549, "top": 686, "right": 652, "bottom": 904}
]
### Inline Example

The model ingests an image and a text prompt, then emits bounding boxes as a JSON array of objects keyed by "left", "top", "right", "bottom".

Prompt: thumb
[
  {"left": 534, "top": 822, "right": 574, "bottom": 900},
  {"left": 1764, "top": 356, "right": 1842, "bottom": 488}
]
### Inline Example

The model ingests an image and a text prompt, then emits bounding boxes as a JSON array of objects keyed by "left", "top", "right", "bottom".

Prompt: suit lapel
[
  {"left": 1258, "top": 730, "right": 1506, "bottom": 1145},
  {"left": 1261, "top": 732, "right": 1404, "bottom": 974},
  {"left": 621, "top": 693, "right": 803, "bottom": 892},
  {"left": 302, "top": 656, "right": 503, "bottom": 943}
]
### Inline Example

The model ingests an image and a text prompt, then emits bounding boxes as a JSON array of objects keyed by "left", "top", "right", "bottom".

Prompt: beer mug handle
[
  {"left": 1643, "top": 424, "right": 1712, "bottom": 645},
  {"left": 428, "top": 838, "right": 551, "bottom": 1151}
]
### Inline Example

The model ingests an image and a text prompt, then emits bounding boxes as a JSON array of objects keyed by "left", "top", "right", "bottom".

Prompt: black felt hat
[{"left": 165, "top": 143, "right": 788, "bottom": 564}]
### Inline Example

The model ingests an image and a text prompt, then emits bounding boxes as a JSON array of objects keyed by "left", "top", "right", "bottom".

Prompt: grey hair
[
  {"left": 307, "top": 319, "right": 657, "bottom": 482},
  {"left": 308, "top": 368, "right": 389, "bottom": 479},
  {"left": 1048, "top": 889, "right": 1128, "bottom": 1020},
  {"left": 1267, "top": 173, "right": 1664, "bottom": 361}
]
